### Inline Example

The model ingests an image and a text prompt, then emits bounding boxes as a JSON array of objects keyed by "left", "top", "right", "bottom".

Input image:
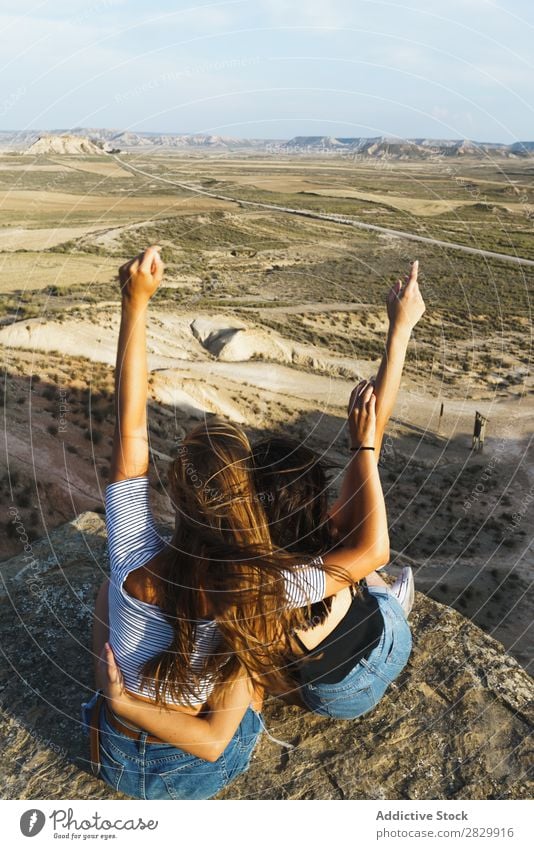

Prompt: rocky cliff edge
[{"left": 0, "top": 512, "right": 532, "bottom": 800}]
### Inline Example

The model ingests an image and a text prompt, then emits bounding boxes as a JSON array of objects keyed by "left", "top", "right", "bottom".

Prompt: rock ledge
[{"left": 0, "top": 512, "right": 532, "bottom": 800}]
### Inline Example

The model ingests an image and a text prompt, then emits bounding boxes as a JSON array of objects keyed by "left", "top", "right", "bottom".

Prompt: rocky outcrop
[
  {"left": 0, "top": 512, "right": 532, "bottom": 800},
  {"left": 190, "top": 316, "right": 292, "bottom": 362},
  {"left": 23, "top": 134, "right": 107, "bottom": 156}
]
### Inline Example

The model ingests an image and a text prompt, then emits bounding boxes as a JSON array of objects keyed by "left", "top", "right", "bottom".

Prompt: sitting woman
[
  {"left": 251, "top": 435, "right": 411, "bottom": 718},
  {"left": 250, "top": 260, "right": 425, "bottom": 717},
  {"left": 82, "top": 247, "right": 265, "bottom": 800}
]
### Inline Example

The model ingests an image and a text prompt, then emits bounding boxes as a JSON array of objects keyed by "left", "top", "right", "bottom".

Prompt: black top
[{"left": 292, "top": 586, "right": 384, "bottom": 686}]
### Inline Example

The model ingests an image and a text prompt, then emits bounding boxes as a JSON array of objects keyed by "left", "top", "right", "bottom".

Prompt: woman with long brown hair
[
  {"left": 83, "top": 245, "right": 385, "bottom": 799},
  {"left": 248, "top": 261, "right": 425, "bottom": 716}
]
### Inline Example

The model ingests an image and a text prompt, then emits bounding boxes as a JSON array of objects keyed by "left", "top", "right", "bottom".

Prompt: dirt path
[{"left": 247, "top": 301, "right": 372, "bottom": 316}]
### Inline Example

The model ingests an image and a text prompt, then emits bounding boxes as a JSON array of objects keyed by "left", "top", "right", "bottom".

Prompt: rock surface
[{"left": 0, "top": 512, "right": 532, "bottom": 800}]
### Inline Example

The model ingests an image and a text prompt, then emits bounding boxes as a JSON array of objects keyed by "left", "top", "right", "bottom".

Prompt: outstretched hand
[
  {"left": 119, "top": 245, "right": 164, "bottom": 305},
  {"left": 387, "top": 260, "right": 426, "bottom": 334}
]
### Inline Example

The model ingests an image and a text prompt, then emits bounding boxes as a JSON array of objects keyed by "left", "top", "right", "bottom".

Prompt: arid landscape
[{"left": 1, "top": 134, "right": 533, "bottom": 671}]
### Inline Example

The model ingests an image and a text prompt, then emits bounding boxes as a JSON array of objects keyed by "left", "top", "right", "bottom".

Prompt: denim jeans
[
  {"left": 80, "top": 693, "right": 262, "bottom": 800},
  {"left": 299, "top": 587, "right": 412, "bottom": 719}
]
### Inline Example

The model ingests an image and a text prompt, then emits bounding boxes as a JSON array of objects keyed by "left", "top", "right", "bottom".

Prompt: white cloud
[
  {"left": 473, "top": 63, "right": 532, "bottom": 87},
  {"left": 260, "top": 0, "right": 349, "bottom": 29}
]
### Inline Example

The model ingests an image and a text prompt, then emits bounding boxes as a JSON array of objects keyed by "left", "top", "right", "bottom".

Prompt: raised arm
[
  {"left": 98, "top": 643, "right": 256, "bottom": 763},
  {"left": 109, "top": 246, "right": 163, "bottom": 484},
  {"left": 373, "top": 259, "right": 425, "bottom": 454},
  {"left": 322, "top": 381, "right": 390, "bottom": 595},
  {"left": 329, "top": 261, "right": 425, "bottom": 539}
]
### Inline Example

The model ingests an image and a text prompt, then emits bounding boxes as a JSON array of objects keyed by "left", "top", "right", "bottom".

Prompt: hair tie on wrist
[{"left": 350, "top": 445, "right": 375, "bottom": 452}]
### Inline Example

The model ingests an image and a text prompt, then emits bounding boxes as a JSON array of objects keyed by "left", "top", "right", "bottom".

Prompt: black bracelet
[{"left": 350, "top": 445, "right": 375, "bottom": 452}]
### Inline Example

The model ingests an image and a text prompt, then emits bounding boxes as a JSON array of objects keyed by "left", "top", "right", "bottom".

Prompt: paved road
[{"left": 114, "top": 156, "right": 534, "bottom": 268}]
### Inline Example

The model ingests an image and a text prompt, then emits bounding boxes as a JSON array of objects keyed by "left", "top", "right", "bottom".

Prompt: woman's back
[
  {"left": 106, "top": 473, "right": 329, "bottom": 706},
  {"left": 106, "top": 476, "right": 223, "bottom": 708}
]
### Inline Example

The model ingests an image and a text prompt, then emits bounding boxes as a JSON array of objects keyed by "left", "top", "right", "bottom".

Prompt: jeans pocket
[
  {"left": 303, "top": 676, "right": 376, "bottom": 718},
  {"left": 236, "top": 709, "right": 262, "bottom": 755},
  {"left": 99, "top": 748, "right": 126, "bottom": 793},
  {"left": 385, "top": 619, "right": 412, "bottom": 669},
  {"left": 159, "top": 757, "right": 225, "bottom": 801},
  {"left": 322, "top": 685, "right": 376, "bottom": 719}
]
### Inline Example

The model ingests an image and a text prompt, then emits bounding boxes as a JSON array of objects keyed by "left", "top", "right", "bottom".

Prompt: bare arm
[
  {"left": 329, "top": 261, "right": 425, "bottom": 537},
  {"left": 323, "top": 452, "right": 389, "bottom": 595},
  {"left": 322, "top": 382, "right": 390, "bottom": 596},
  {"left": 98, "top": 644, "right": 255, "bottom": 763},
  {"left": 109, "top": 246, "right": 163, "bottom": 484},
  {"left": 373, "top": 325, "right": 411, "bottom": 454},
  {"left": 373, "top": 259, "right": 425, "bottom": 454}
]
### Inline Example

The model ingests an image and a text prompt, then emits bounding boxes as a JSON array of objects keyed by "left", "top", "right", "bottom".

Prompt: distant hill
[
  {"left": 79, "top": 128, "right": 267, "bottom": 152},
  {"left": 0, "top": 128, "right": 530, "bottom": 158},
  {"left": 23, "top": 133, "right": 108, "bottom": 156},
  {"left": 281, "top": 135, "right": 531, "bottom": 158}
]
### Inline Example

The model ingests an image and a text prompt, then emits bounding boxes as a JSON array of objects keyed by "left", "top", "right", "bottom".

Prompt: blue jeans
[
  {"left": 81, "top": 694, "right": 262, "bottom": 800},
  {"left": 299, "top": 587, "right": 412, "bottom": 719}
]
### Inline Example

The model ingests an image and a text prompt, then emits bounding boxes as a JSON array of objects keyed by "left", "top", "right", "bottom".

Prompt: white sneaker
[{"left": 389, "top": 566, "right": 415, "bottom": 617}]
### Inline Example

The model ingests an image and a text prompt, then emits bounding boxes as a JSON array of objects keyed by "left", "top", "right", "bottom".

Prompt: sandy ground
[
  {"left": 225, "top": 176, "right": 519, "bottom": 217},
  {"left": 0, "top": 226, "right": 122, "bottom": 254},
  {"left": 0, "top": 252, "right": 123, "bottom": 292},
  {"left": 0, "top": 189, "right": 235, "bottom": 217},
  {"left": 0, "top": 163, "right": 70, "bottom": 172},
  {"left": 48, "top": 159, "right": 132, "bottom": 178},
  {"left": 301, "top": 189, "right": 519, "bottom": 217}
]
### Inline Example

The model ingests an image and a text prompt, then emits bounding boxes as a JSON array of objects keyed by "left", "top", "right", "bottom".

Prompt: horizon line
[{"left": 1, "top": 128, "right": 533, "bottom": 145}]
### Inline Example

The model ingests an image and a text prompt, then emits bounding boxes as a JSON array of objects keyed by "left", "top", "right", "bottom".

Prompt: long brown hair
[
  {"left": 252, "top": 435, "right": 349, "bottom": 629},
  {"left": 140, "top": 419, "right": 350, "bottom": 704},
  {"left": 252, "top": 435, "right": 334, "bottom": 555}
]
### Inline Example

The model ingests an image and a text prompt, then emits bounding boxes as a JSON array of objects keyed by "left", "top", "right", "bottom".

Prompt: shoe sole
[{"left": 401, "top": 567, "right": 415, "bottom": 617}]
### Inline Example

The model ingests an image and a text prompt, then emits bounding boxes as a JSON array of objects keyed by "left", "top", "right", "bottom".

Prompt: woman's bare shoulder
[{"left": 122, "top": 551, "right": 166, "bottom": 605}]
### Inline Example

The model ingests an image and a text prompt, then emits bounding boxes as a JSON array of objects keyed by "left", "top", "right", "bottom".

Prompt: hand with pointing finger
[
  {"left": 118, "top": 244, "right": 164, "bottom": 306},
  {"left": 387, "top": 259, "right": 426, "bottom": 334}
]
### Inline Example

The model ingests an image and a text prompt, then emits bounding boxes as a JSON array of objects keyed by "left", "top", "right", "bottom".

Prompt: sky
[{"left": 0, "top": 0, "right": 532, "bottom": 142}]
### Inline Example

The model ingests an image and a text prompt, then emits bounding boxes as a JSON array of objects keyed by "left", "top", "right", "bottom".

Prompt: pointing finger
[{"left": 406, "top": 259, "right": 419, "bottom": 286}]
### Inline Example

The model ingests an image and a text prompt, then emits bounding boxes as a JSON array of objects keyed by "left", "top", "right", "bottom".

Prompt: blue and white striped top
[{"left": 106, "top": 476, "right": 326, "bottom": 706}]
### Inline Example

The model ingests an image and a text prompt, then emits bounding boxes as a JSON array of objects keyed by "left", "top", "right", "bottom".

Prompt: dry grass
[{"left": 0, "top": 252, "right": 121, "bottom": 293}]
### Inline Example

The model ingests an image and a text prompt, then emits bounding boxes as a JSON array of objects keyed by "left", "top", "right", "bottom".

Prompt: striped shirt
[{"left": 106, "top": 476, "right": 325, "bottom": 706}]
